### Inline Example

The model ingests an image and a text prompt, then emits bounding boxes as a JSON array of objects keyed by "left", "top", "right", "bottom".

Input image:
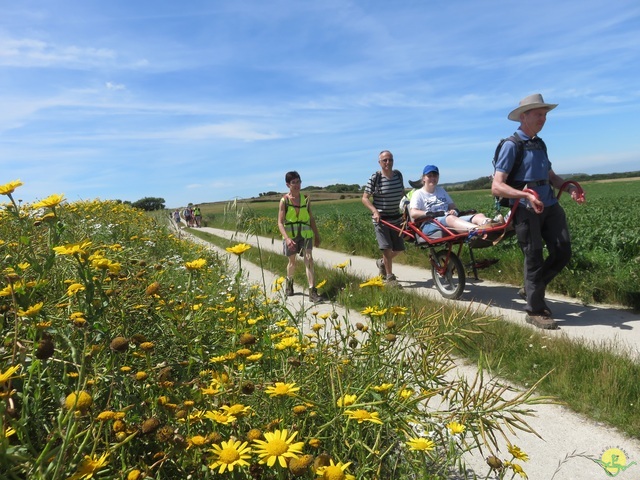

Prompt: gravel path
[{"left": 180, "top": 225, "right": 640, "bottom": 479}]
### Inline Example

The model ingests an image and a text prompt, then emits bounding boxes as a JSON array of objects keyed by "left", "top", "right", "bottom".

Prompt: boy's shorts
[
  {"left": 374, "top": 220, "right": 406, "bottom": 252},
  {"left": 283, "top": 237, "right": 313, "bottom": 256}
]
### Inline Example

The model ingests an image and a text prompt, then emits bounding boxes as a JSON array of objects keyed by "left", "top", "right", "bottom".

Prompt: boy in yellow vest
[{"left": 277, "top": 171, "right": 323, "bottom": 303}]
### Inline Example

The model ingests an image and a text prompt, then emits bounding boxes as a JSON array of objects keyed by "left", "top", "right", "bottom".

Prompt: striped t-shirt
[{"left": 364, "top": 170, "right": 405, "bottom": 218}]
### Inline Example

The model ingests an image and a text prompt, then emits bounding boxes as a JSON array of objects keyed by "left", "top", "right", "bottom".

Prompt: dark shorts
[
  {"left": 283, "top": 237, "right": 313, "bottom": 256},
  {"left": 374, "top": 219, "right": 406, "bottom": 252}
]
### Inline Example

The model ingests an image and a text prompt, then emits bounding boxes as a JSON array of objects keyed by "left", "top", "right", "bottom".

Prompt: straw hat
[{"left": 508, "top": 93, "right": 558, "bottom": 121}]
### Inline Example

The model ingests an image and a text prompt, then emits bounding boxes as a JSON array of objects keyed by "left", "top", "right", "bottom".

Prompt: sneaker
[
  {"left": 285, "top": 278, "right": 294, "bottom": 297},
  {"left": 309, "top": 287, "right": 323, "bottom": 303},
  {"left": 525, "top": 312, "right": 558, "bottom": 330},
  {"left": 384, "top": 274, "right": 402, "bottom": 288},
  {"left": 376, "top": 258, "right": 386, "bottom": 276}
]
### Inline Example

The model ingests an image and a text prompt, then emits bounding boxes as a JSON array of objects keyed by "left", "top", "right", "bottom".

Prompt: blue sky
[{"left": 2, "top": 1, "right": 639, "bottom": 208}]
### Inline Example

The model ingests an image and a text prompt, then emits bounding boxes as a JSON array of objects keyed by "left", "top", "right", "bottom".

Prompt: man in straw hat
[{"left": 492, "top": 93, "right": 585, "bottom": 329}]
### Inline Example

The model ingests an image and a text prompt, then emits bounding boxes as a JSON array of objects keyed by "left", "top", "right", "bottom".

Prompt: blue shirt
[{"left": 494, "top": 129, "right": 557, "bottom": 207}]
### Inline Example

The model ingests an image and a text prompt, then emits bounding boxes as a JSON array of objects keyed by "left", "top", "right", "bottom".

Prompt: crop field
[{"left": 201, "top": 179, "right": 640, "bottom": 309}]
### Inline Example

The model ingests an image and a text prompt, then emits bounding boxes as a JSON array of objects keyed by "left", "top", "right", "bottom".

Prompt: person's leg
[
  {"left": 514, "top": 206, "right": 547, "bottom": 313},
  {"left": 302, "top": 241, "right": 315, "bottom": 288},
  {"left": 445, "top": 216, "right": 477, "bottom": 231},
  {"left": 539, "top": 204, "right": 572, "bottom": 287}
]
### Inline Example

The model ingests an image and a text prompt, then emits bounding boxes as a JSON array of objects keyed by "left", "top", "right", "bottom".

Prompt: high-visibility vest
[{"left": 282, "top": 195, "right": 313, "bottom": 239}]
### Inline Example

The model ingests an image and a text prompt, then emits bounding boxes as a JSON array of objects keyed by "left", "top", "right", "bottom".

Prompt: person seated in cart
[{"left": 409, "top": 165, "right": 501, "bottom": 237}]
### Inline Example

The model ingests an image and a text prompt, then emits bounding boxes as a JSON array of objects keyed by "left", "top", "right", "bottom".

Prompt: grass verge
[{"left": 188, "top": 227, "right": 640, "bottom": 439}]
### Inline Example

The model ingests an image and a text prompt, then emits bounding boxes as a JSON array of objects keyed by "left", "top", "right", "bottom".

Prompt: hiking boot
[
  {"left": 285, "top": 278, "right": 294, "bottom": 297},
  {"left": 376, "top": 258, "right": 386, "bottom": 276},
  {"left": 519, "top": 288, "right": 553, "bottom": 316},
  {"left": 525, "top": 312, "right": 558, "bottom": 330},
  {"left": 384, "top": 274, "right": 402, "bottom": 288},
  {"left": 309, "top": 287, "right": 323, "bottom": 303}
]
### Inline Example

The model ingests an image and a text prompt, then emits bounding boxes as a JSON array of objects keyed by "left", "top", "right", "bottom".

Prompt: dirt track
[{"left": 179, "top": 225, "right": 640, "bottom": 480}]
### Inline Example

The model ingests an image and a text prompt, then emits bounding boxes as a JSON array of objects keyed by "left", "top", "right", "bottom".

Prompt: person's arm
[
  {"left": 307, "top": 199, "right": 321, "bottom": 247},
  {"left": 362, "top": 191, "right": 380, "bottom": 223},
  {"left": 277, "top": 198, "right": 295, "bottom": 249},
  {"left": 549, "top": 169, "right": 585, "bottom": 203},
  {"left": 492, "top": 171, "right": 542, "bottom": 210}
]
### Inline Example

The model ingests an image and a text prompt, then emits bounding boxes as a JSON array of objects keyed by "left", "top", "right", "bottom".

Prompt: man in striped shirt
[{"left": 362, "top": 150, "right": 406, "bottom": 286}]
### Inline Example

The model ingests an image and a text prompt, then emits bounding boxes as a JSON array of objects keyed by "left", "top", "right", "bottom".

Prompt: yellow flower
[
  {"left": 53, "top": 240, "right": 92, "bottom": 256},
  {"left": 67, "top": 283, "right": 85, "bottom": 296},
  {"left": 188, "top": 435, "right": 209, "bottom": 448},
  {"left": 18, "top": 302, "right": 44, "bottom": 317},
  {"left": 360, "top": 306, "right": 375, "bottom": 315},
  {"left": 68, "top": 452, "right": 109, "bottom": 480},
  {"left": 0, "top": 179, "right": 23, "bottom": 195},
  {"left": 406, "top": 436, "right": 436, "bottom": 452},
  {"left": 343, "top": 409, "right": 383, "bottom": 424},
  {"left": 508, "top": 444, "right": 530, "bottom": 462},
  {"left": 389, "top": 305, "right": 408, "bottom": 315},
  {"left": 335, "top": 260, "right": 350, "bottom": 269},
  {"left": 505, "top": 461, "right": 528, "bottom": 479},
  {"left": 0, "top": 365, "right": 21, "bottom": 384},
  {"left": 208, "top": 438, "right": 252, "bottom": 474},
  {"left": 315, "top": 459, "right": 356, "bottom": 480},
  {"left": 204, "top": 410, "right": 237, "bottom": 425},
  {"left": 65, "top": 391, "right": 93, "bottom": 413},
  {"left": 265, "top": 382, "right": 300, "bottom": 397},
  {"left": 253, "top": 428, "right": 305, "bottom": 468},
  {"left": 315, "top": 279, "right": 326, "bottom": 289},
  {"left": 336, "top": 394, "right": 357, "bottom": 407},
  {"left": 446, "top": 421, "right": 466, "bottom": 435},
  {"left": 32, "top": 193, "right": 65, "bottom": 209},
  {"left": 185, "top": 258, "right": 207, "bottom": 270},
  {"left": 226, "top": 243, "right": 251, "bottom": 255},
  {"left": 372, "top": 383, "right": 393, "bottom": 393},
  {"left": 220, "top": 403, "right": 251, "bottom": 418},
  {"left": 359, "top": 276, "right": 384, "bottom": 288},
  {"left": 96, "top": 411, "right": 118, "bottom": 421}
]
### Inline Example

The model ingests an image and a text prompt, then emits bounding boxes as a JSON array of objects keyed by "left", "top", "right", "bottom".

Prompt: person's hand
[
  {"left": 285, "top": 238, "right": 295, "bottom": 249},
  {"left": 372, "top": 210, "right": 380, "bottom": 223},
  {"left": 571, "top": 188, "right": 586, "bottom": 204},
  {"left": 528, "top": 194, "right": 544, "bottom": 214}
]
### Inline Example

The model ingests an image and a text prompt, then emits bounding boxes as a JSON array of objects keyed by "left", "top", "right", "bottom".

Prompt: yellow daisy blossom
[
  {"left": 18, "top": 302, "right": 44, "bottom": 317},
  {"left": 265, "top": 382, "right": 300, "bottom": 397},
  {"left": 68, "top": 452, "right": 109, "bottom": 480},
  {"left": 185, "top": 258, "right": 207, "bottom": 270},
  {"left": 343, "top": 408, "right": 383, "bottom": 424},
  {"left": 204, "top": 410, "right": 237, "bottom": 425},
  {"left": 336, "top": 394, "right": 357, "bottom": 407},
  {"left": 359, "top": 276, "right": 385, "bottom": 288},
  {"left": 226, "top": 243, "right": 251, "bottom": 255},
  {"left": 406, "top": 437, "right": 436, "bottom": 452},
  {"left": 335, "top": 260, "right": 350, "bottom": 269},
  {"left": 0, "top": 179, "right": 23, "bottom": 195},
  {"left": 253, "top": 428, "right": 304, "bottom": 468},
  {"left": 315, "top": 459, "right": 356, "bottom": 480},
  {"left": 208, "top": 438, "right": 252, "bottom": 473},
  {"left": 508, "top": 444, "right": 530, "bottom": 462},
  {"left": 32, "top": 193, "right": 65, "bottom": 209},
  {"left": 0, "top": 365, "right": 21, "bottom": 384},
  {"left": 446, "top": 421, "right": 466, "bottom": 435}
]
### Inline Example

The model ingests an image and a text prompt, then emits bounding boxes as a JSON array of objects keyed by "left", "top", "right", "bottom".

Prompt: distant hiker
[
  {"left": 193, "top": 205, "right": 202, "bottom": 227},
  {"left": 173, "top": 210, "right": 181, "bottom": 225},
  {"left": 492, "top": 93, "right": 585, "bottom": 330},
  {"left": 362, "top": 150, "right": 405, "bottom": 287},
  {"left": 277, "top": 171, "right": 323, "bottom": 303}
]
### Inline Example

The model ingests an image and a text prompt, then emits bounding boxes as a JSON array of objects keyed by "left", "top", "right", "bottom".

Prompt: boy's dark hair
[{"left": 285, "top": 171, "right": 301, "bottom": 184}]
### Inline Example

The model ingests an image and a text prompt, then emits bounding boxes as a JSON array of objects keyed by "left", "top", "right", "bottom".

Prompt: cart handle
[
  {"left": 522, "top": 188, "right": 543, "bottom": 214},
  {"left": 557, "top": 180, "right": 586, "bottom": 203}
]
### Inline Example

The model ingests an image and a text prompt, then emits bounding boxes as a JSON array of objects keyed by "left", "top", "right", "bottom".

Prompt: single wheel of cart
[{"left": 430, "top": 250, "right": 465, "bottom": 299}]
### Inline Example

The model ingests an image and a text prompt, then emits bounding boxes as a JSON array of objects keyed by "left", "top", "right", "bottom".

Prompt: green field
[{"left": 199, "top": 179, "right": 640, "bottom": 309}]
